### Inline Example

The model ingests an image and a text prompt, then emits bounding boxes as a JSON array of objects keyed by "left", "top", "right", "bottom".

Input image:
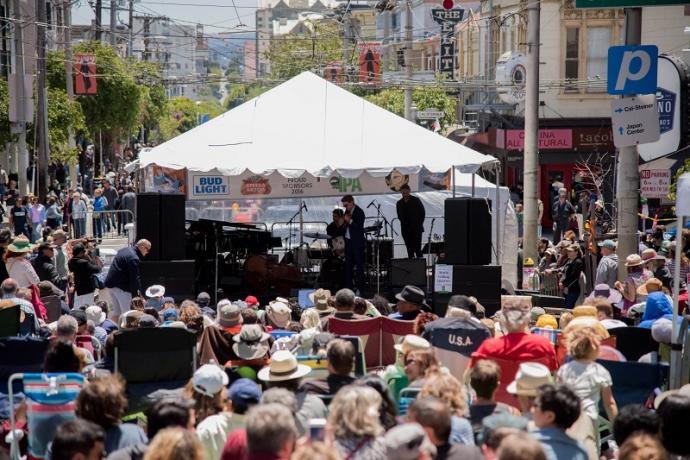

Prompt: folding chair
[
  {"left": 0, "top": 305, "right": 21, "bottom": 338},
  {"left": 598, "top": 359, "right": 669, "bottom": 408},
  {"left": 0, "top": 337, "right": 52, "bottom": 394},
  {"left": 114, "top": 328, "right": 197, "bottom": 413},
  {"left": 423, "top": 319, "right": 491, "bottom": 382},
  {"left": 340, "top": 335, "right": 366, "bottom": 377},
  {"left": 608, "top": 327, "right": 658, "bottom": 362},
  {"left": 328, "top": 317, "right": 382, "bottom": 368},
  {"left": 75, "top": 335, "right": 103, "bottom": 361},
  {"left": 41, "top": 295, "right": 62, "bottom": 324},
  {"left": 398, "top": 387, "right": 421, "bottom": 416},
  {"left": 380, "top": 317, "right": 416, "bottom": 368},
  {"left": 8, "top": 372, "right": 85, "bottom": 460}
]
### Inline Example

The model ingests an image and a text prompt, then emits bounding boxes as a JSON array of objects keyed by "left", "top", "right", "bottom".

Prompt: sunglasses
[{"left": 404, "top": 359, "right": 420, "bottom": 366}]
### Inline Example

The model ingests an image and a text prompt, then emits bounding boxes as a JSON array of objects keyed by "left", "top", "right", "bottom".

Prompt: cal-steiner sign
[
  {"left": 188, "top": 171, "right": 232, "bottom": 201},
  {"left": 640, "top": 169, "right": 671, "bottom": 199}
]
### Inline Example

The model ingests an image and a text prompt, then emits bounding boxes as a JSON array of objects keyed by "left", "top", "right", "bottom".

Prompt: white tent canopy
[{"left": 139, "top": 71, "right": 497, "bottom": 177}]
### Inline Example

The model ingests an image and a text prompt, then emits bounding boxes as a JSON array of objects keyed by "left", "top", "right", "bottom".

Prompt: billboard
[{"left": 75, "top": 54, "right": 97, "bottom": 95}]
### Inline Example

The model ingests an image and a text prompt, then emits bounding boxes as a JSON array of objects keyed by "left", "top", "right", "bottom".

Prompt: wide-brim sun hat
[
  {"left": 394, "top": 334, "right": 431, "bottom": 354},
  {"left": 585, "top": 284, "right": 623, "bottom": 305},
  {"left": 7, "top": 236, "right": 34, "bottom": 253},
  {"left": 145, "top": 285, "right": 165, "bottom": 298},
  {"left": 625, "top": 254, "right": 644, "bottom": 267},
  {"left": 506, "top": 362, "right": 553, "bottom": 397},
  {"left": 257, "top": 350, "right": 311, "bottom": 382}
]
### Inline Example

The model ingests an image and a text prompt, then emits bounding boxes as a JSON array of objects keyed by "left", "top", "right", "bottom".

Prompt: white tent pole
[
  {"left": 472, "top": 174, "right": 476, "bottom": 197},
  {"left": 452, "top": 166, "right": 456, "bottom": 198},
  {"left": 495, "top": 162, "right": 501, "bottom": 266},
  {"left": 299, "top": 200, "right": 305, "bottom": 247}
]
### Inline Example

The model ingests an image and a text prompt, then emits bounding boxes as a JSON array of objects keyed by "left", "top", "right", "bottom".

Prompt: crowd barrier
[{"left": 70, "top": 210, "right": 135, "bottom": 241}]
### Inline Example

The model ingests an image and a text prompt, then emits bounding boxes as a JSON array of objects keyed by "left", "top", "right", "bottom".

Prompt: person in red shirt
[{"left": 470, "top": 296, "right": 558, "bottom": 372}]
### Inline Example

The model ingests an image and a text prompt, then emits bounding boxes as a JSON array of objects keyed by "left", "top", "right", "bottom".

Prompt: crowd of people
[{"left": 0, "top": 175, "right": 688, "bottom": 460}]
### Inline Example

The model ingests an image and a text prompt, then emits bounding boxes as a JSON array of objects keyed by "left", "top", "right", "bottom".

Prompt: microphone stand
[
  {"left": 426, "top": 218, "right": 435, "bottom": 296},
  {"left": 286, "top": 207, "right": 302, "bottom": 255}
]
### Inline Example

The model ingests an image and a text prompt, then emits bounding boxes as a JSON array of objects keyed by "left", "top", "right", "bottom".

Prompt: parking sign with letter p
[{"left": 607, "top": 45, "right": 658, "bottom": 95}]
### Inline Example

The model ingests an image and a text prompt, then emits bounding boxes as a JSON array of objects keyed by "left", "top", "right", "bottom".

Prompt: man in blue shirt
[{"left": 531, "top": 384, "right": 588, "bottom": 460}]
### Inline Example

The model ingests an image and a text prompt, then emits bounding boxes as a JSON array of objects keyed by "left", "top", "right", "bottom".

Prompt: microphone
[{"left": 367, "top": 200, "right": 376, "bottom": 209}]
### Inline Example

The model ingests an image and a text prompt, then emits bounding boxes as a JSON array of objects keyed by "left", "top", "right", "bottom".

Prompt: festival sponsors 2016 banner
[{"left": 182, "top": 169, "right": 451, "bottom": 201}]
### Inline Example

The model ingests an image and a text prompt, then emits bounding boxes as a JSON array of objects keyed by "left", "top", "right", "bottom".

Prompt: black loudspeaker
[
  {"left": 433, "top": 265, "right": 501, "bottom": 317},
  {"left": 390, "top": 258, "right": 426, "bottom": 287},
  {"left": 160, "top": 194, "right": 186, "bottom": 260},
  {"left": 444, "top": 198, "right": 492, "bottom": 265},
  {"left": 140, "top": 260, "right": 195, "bottom": 300},
  {"left": 136, "top": 193, "right": 161, "bottom": 260}
]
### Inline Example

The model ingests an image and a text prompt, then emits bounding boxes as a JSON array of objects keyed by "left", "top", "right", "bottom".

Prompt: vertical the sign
[
  {"left": 75, "top": 54, "right": 97, "bottom": 95},
  {"left": 431, "top": 9, "right": 464, "bottom": 80}
]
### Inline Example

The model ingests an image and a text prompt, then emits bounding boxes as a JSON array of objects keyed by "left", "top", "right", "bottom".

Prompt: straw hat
[
  {"left": 624, "top": 254, "right": 643, "bottom": 267},
  {"left": 7, "top": 235, "right": 33, "bottom": 253},
  {"left": 257, "top": 350, "right": 311, "bottom": 382},
  {"left": 573, "top": 306, "right": 597, "bottom": 318},
  {"left": 394, "top": 334, "right": 431, "bottom": 354},
  {"left": 636, "top": 278, "right": 663, "bottom": 296},
  {"left": 506, "top": 362, "right": 553, "bottom": 397},
  {"left": 535, "top": 314, "right": 558, "bottom": 329},
  {"left": 309, "top": 288, "right": 334, "bottom": 313},
  {"left": 641, "top": 248, "right": 666, "bottom": 263}
]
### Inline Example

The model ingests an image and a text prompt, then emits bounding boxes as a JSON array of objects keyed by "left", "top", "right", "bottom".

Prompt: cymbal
[{"left": 304, "top": 232, "right": 332, "bottom": 240}]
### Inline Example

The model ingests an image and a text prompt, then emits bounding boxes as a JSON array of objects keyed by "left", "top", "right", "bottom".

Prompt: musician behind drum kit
[{"left": 326, "top": 208, "right": 346, "bottom": 249}]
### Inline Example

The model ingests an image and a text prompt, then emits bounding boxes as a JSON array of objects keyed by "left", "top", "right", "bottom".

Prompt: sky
[{"left": 72, "top": 0, "right": 259, "bottom": 34}]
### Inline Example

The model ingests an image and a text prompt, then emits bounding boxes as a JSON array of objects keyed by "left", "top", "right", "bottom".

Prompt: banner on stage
[
  {"left": 145, "top": 165, "right": 186, "bottom": 194},
  {"left": 434, "top": 264, "right": 453, "bottom": 293},
  {"left": 188, "top": 170, "right": 232, "bottom": 201}
]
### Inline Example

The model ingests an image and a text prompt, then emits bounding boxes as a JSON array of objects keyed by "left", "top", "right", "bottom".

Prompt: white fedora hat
[{"left": 257, "top": 350, "right": 311, "bottom": 382}]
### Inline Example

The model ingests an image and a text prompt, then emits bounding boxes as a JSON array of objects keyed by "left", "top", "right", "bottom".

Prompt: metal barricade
[
  {"left": 540, "top": 271, "right": 561, "bottom": 297},
  {"left": 83, "top": 210, "right": 135, "bottom": 241}
]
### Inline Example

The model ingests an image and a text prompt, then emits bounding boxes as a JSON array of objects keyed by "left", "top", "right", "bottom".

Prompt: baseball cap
[
  {"left": 598, "top": 239, "right": 617, "bottom": 250},
  {"left": 384, "top": 423, "right": 436, "bottom": 460},
  {"left": 162, "top": 308, "right": 178, "bottom": 322},
  {"left": 244, "top": 296, "right": 259, "bottom": 307},
  {"left": 228, "top": 378, "right": 261, "bottom": 412},
  {"left": 193, "top": 363, "right": 229, "bottom": 397},
  {"left": 196, "top": 292, "right": 211, "bottom": 308}
]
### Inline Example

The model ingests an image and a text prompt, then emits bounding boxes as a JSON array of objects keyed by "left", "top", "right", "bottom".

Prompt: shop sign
[
  {"left": 656, "top": 88, "right": 676, "bottom": 134},
  {"left": 505, "top": 129, "right": 572, "bottom": 151},
  {"left": 573, "top": 127, "right": 615, "bottom": 151},
  {"left": 640, "top": 169, "right": 671, "bottom": 199},
  {"left": 241, "top": 175, "right": 272, "bottom": 196}
]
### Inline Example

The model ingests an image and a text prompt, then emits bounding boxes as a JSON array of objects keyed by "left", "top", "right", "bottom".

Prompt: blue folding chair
[{"left": 8, "top": 373, "right": 85, "bottom": 459}]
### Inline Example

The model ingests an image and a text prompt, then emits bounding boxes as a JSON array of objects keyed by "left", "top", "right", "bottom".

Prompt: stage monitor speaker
[
  {"left": 444, "top": 198, "right": 491, "bottom": 265},
  {"left": 432, "top": 265, "right": 501, "bottom": 317},
  {"left": 159, "top": 194, "right": 186, "bottom": 260},
  {"left": 140, "top": 260, "right": 195, "bottom": 301},
  {"left": 390, "top": 258, "right": 426, "bottom": 287},
  {"left": 136, "top": 193, "right": 161, "bottom": 260}
]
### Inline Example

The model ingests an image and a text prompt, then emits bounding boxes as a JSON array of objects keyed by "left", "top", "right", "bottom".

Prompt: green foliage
[
  {"left": 669, "top": 159, "right": 690, "bottom": 202},
  {"left": 265, "top": 20, "right": 342, "bottom": 80},
  {"left": 159, "top": 97, "right": 224, "bottom": 140},
  {"left": 46, "top": 88, "right": 86, "bottom": 165},
  {"left": 365, "top": 84, "right": 457, "bottom": 130},
  {"left": 0, "top": 78, "right": 14, "bottom": 146},
  {"left": 225, "top": 81, "right": 270, "bottom": 109}
]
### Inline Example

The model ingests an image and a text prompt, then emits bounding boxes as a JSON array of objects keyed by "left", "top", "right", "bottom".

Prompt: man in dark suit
[
  {"left": 341, "top": 195, "right": 365, "bottom": 293},
  {"left": 396, "top": 184, "right": 425, "bottom": 258}
]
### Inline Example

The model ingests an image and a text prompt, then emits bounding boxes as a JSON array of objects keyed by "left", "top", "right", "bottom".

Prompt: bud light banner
[{"left": 188, "top": 170, "right": 232, "bottom": 200}]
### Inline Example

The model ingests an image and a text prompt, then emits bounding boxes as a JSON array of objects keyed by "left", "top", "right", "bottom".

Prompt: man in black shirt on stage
[
  {"left": 326, "top": 208, "right": 346, "bottom": 249},
  {"left": 341, "top": 195, "right": 365, "bottom": 294},
  {"left": 396, "top": 184, "right": 426, "bottom": 258}
]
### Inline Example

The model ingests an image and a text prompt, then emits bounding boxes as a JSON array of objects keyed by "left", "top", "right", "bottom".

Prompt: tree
[
  {"left": 44, "top": 88, "right": 86, "bottom": 165},
  {"left": 0, "top": 78, "right": 13, "bottom": 147},
  {"left": 159, "top": 97, "right": 224, "bottom": 140},
  {"left": 264, "top": 19, "right": 343, "bottom": 80},
  {"left": 365, "top": 85, "right": 457, "bottom": 130},
  {"left": 225, "top": 81, "right": 269, "bottom": 109},
  {"left": 669, "top": 159, "right": 690, "bottom": 203}
]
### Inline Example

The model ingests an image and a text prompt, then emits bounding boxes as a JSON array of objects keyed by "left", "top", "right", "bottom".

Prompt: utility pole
[
  {"left": 128, "top": 0, "right": 134, "bottom": 57},
  {"left": 403, "top": 0, "right": 413, "bottom": 121},
  {"left": 143, "top": 16, "right": 150, "bottom": 61},
  {"left": 342, "top": 10, "right": 350, "bottom": 80},
  {"left": 95, "top": 0, "right": 102, "bottom": 42},
  {"left": 109, "top": 0, "right": 117, "bottom": 46},
  {"left": 36, "top": 0, "right": 50, "bottom": 200},
  {"left": 10, "top": 0, "right": 29, "bottom": 195},
  {"left": 63, "top": 0, "right": 78, "bottom": 188},
  {"left": 616, "top": 8, "right": 642, "bottom": 281},
  {"left": 522, "top": 0, "right": 540, "bottom": 263}
]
